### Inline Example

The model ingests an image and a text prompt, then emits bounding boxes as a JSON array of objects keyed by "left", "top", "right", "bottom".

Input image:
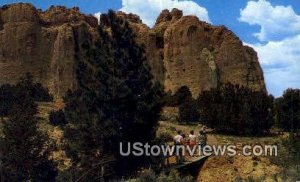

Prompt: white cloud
[
  {"left": 247, "top": 35, "right": 300, "bottom": 67},
  {"left": 239, "top": 0, "right": 300, "bottom": 42},
  {"left": 240, "top": 0, "right": 300, "bottom": 96},
  {"left": 120, "top": 0, "right": 210, "bottom": 27},
  {"left": 246, "top": 36, "right": 300, "bottom": 96}
]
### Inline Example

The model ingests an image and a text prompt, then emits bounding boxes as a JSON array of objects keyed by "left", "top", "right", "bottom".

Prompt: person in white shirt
[
  {"left": 173, "top": 130, "right": 184, "bottom": 163},
  {"left": 174, "top": 130, "right": 183, "bottom": 144}
]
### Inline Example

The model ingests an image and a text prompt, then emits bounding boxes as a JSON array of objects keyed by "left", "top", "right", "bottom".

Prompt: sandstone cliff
[
  {"left": 0, "top": 4, "right": 266, "bottom": 98},
  {"left": 125, "top": 9, "right": 266, "bottom": 97},
  {"left": 0, "top": 3, "right": 97, "bottom": 97}
]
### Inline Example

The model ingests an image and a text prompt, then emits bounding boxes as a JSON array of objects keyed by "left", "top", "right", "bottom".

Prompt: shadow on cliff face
[{"left": 0, "top": 4, "right": 266, "bottom": 99}]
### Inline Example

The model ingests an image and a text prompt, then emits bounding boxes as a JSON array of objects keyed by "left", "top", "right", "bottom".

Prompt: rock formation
[
  {"left": 124, "top": 8, "right": 266, "bottom": 97},
  {"left": 0, "top": 3, "right": 97, "bottom": 97},
  {"left": 0, "top": 4, "right": 266, "bottom": 98}
]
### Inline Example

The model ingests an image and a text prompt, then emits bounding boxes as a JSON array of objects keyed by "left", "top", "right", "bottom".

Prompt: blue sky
[{"left": 1, "top": 0, "right": 299, "bottom": 97}]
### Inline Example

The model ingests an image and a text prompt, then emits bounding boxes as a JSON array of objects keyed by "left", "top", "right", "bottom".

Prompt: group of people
[
  {"left": 173, "top": 127, "right": 207, "bottom": 163},
  {"left": 174, "top": 127, "right": 207, "bottom": 147}
]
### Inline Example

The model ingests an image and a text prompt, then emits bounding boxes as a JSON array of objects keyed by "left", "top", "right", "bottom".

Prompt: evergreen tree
[
  {"left": 0, "top": 89, "right": 57, "bottom": 181},
  {"left": 0, "top": 84, "right": 14, "bottom": 118},
  {"left": 165, "top": 86, "right": 192, "bottom": 106},
  {"left": 16, "top": 73, "right": 53, "bottom": 102},
  {"left": 0, "top": 73, "right": 53, "bottom": 118},
  {"left": 63, "top": 10, "right": 164, "bottom": 179},
  {"left": 275, "top": 89, "right": 300, "bottom": 131},
  {"left": 198, "top": 83, "right": 274, "bottom": 136},
  {"left": 49, "top": 109, "right": 66, "bottom": 127},
  {"left": 179, "top": 97, "right": 200, "bottom": 123}
]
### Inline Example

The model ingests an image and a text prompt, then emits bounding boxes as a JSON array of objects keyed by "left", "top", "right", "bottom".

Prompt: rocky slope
[{"left": 0, "top": 4, "right": 266, "bottom": 98}]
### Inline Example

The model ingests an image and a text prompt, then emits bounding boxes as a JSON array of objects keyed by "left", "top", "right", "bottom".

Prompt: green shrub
[
  {"left": 197, "top": 83, "right": 274, "bottom": 136},
  {"left": 165, "top": 86, "right": 192, "bottom": 106},
  {"left": 179, "top": 98, "right": 200, "bottom": 123},
  {"left": 0, "top": 73, "right": 53, "bottom": 117},
  {"left": 49, "top": 109, "right": 66, "bottom": 127},
  {"left": 135, "top": 169, "right": 194, "bottom": 182},
  {"left": 275, "top": 89, "right": 300, "bottom": 131}
]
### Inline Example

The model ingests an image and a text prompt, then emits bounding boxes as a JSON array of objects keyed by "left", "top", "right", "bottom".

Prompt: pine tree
[
  {"left": 0, "top": 73, "right": 53, "bottom": 118},
  {"left": 197, "top": 83, "right": 274, "bottom": 136},
  {"left": 276, "top": 89, "right": 300, "bottom": 131},
  {"left": 179, "top": 97, "right": 200, "bottom": 123},
  {"left": 63, "top": 10, "right": 164, "bottom": 179},
  {"left": 0, "top": 89, "right": 57, "bottom": 181},
  {"left": 166, "top": 86, "right": 193, "bottom": 106},
  {"left": 0, "top": 84, "right": 14, "bottom": 117},
  {"left": 16, "top": 73, "right": 53, "bottom": 102}
]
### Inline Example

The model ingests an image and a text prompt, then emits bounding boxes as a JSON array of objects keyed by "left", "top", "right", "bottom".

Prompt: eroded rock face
[
  {"left": 156, "top": 10, "right": 264, "bottom": 97},
  {"left": 0, "top": 3, "right": 97, "bottom": 97},
  {"left": 123, "top": 8, "right": 265, "bottom": 97},
  {"left": 0, "top": 4, "right": 266, "bottom": 98}
]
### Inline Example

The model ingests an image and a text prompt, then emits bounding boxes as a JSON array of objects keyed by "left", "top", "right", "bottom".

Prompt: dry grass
[
  {"left": 37, "top": 101, "right": 72, "bottom": 171},
  {"left": 198, "top": 156, "right": 282, "bottom": 182}
]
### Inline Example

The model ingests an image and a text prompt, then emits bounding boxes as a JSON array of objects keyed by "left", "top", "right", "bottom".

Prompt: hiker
[
  {"left": 201, "top": 126, "right": 207, "bottom": 134},
  {"left": 173, "top": 130, "right": 184, "bottom": 164},
  {"left": 182, "top": 134, "right": 190, "bottom": 159},
  {"left": 174, "top": 130, "right": 183, "bottom": 145},
  {"left": 198, "top": 130, "right": 207, "bottom": 148},
  {"left": 188, "top": 130, "right": 197, "bottom": 156}
]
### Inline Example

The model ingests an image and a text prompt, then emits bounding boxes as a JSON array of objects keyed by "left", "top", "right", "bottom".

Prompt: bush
[
  {"left": 136, "top": 169, "right": 156, "bottom": 182},
  {"left": 16, "top": 73, "right": 53, "bottom": 102},
  {"left": 49, "top": 109, "right": 66, "bottom": 127},
  {"left": 197, "top": 83, "right": 274, "bottom": 136},
  {"left": 275, "top": 89, "right": 300, "bottom": 131},
  {"left": 164, "top": 86, "right": 200, "bottom": 124},
  {"left": 157, "top": 131, "right": 173, "bottom": 143},
  {"left": 134, "top": 169, "right": 194, "bottom": 182},
  {"left": 0, "top": 84, "right": 14, "bottom": 117},
  {"left": 1, "top": 87, "right": 57, "bottom": 181},
  {"left": 0, "top": 73, "right": 53, "bottom": 117},
  {"left": 165, "top": 86, "right": 192, "bottom": 106},
  {"left": 179, "top": 98, "right": 200, "bottom": 123}
]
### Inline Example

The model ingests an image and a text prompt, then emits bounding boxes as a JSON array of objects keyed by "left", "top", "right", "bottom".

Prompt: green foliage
[
  {"left": 197, "top": 83, "right": 274, "bottom": 136},
  {"left": 157, "top": 131, "right": 173, "bottom": 144},
  {"left": 15, "top": 73, "right": 53, "bottom": 102},
  {"left": 275, "top": 89, "right": 300, "bottom": 131},
  {"left": 0, "top": 84, "right": 14, "bottom": 117},
  {"left": 63, "top": 10, "right": 164, "bottom": 179},
  {"left": 165, "top": 86, "right": 200, "bottom": 123},
  {"left": 282, "top": 132, "right": 300, "bottom": 158},
  {"left": 179, "top": 97, "right": 200, "bottom": 123},
  {"left": 134, "top": 169, "right": 194, "bottom": 182},
  {"left": 136, "top": 169, "right": 156, "bottom": 182},
  {"left": 49, "top": 109, "right": 66, "bottom": 127},
  {"left": 0, "top": 88, "right": 57, "bottom": 181},
  {"left": 0, "top": 73, "right": 53, "bottom": 117},
  {"left": 272, "top": 131, "right": 300, "bottom": 181},
  {"left": 165, "top": 86, "right": 192, "bottom": 106}
]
